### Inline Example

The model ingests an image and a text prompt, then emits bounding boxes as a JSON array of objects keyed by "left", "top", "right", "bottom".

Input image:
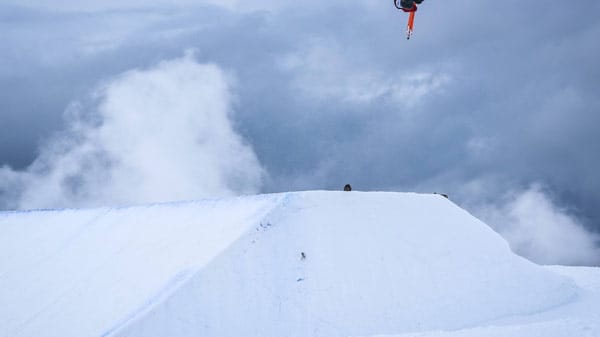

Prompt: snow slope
[
  {"left": 357, "top": 267, "right": 600, "bottom": 337},
  {"left": 0, "top": 194, "right": 283, "bottom": 337},
  {"left": 0, "top": 191, "right": 594, "bottom": 337}
]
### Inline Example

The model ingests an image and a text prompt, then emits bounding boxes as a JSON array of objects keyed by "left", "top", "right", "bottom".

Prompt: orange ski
[{"left": 407, "top": 10, "right": 416, "bottom": 40}]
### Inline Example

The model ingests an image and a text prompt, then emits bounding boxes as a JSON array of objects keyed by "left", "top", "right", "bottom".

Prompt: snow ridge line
[
  {"left": 99, "top": 269, "right": 194, "bottom": 337},
  {"left": 258, "top": 192, "right": 296, "bottom": 225},
  {"left": 97, "top": 193, "right": 292, "bottom": 337}
]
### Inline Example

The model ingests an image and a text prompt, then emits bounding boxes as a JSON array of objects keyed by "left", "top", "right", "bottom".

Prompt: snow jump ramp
[{"left": 0, "top": 191, "right": 579, "bottom": 337}]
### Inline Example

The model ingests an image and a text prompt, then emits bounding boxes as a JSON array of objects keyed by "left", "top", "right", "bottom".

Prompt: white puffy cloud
[
  {"left": 0, "top": 54, "right": 264, "bottom": 209},
  {"left": 474, "top": 185, "right": 600, "bottom": 266}
]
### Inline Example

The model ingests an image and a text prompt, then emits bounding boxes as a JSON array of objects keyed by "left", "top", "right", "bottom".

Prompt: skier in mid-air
[{"left": 393, "top": 0, "right": 424, "bottom": 39}]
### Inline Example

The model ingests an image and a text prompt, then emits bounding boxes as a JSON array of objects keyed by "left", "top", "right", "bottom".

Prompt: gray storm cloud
[{"left": 0, "top": 55, "right": 263, "bottom": 209}]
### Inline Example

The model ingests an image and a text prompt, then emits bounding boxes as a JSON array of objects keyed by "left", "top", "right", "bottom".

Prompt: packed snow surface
[
  {"left": 356, "top": 267, "right": 600, "bottom": 337},
  {"left": 0, "top": 191, "right": 597, "bottom": 337}
]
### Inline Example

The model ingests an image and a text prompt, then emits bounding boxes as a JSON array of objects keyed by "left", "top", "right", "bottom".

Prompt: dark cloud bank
[{"left": 1, "top": 0, "right": 599, "bottom": 265}]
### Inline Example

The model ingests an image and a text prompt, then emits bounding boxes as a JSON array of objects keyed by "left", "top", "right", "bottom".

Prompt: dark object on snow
[
  {"left": 344, "top": 184, "right": 352, "bottom": 192},
  {"left": 434, "top": 192, "right": 449, "bottom": 199},
  {"left": 301, "top": 252, "right": 306, "bottom": 260}
]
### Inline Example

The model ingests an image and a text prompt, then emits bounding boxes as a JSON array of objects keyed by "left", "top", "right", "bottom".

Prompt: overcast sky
[{"left": 1, "top": 0, "right": 599, "bottom": 265}]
